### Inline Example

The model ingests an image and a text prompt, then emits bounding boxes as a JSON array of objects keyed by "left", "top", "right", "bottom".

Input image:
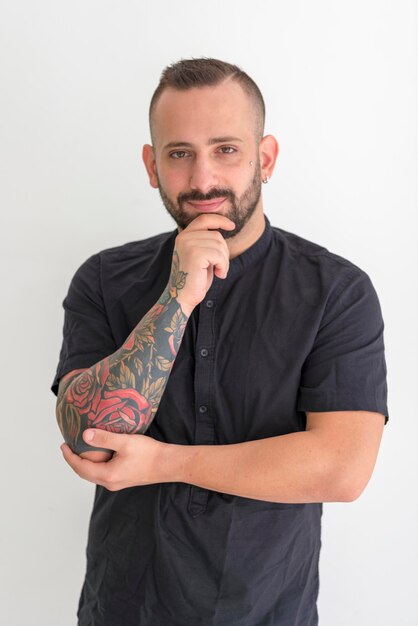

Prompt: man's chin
[{"left": 183, "top": 200, "right": 230, "bottom": 216}]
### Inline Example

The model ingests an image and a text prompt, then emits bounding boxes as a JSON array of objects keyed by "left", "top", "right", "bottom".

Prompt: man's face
[{"left": 147, "top": 81, "right": 263, "bottom": 239}]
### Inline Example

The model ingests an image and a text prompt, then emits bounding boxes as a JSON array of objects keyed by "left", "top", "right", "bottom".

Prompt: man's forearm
[
  {"left": 165, "top": 430, "right": 350, "bottom": 504},
  {"left": 56, "top": 251, "right": 194, "bottom": 454}
]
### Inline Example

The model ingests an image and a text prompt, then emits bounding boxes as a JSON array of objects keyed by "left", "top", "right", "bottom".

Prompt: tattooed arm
[
  {"left": 56, "top": 251, "right": 193, "bottom": 457},
  {"left": 56, "top": 214, "right": 235, "bottom": 460}
]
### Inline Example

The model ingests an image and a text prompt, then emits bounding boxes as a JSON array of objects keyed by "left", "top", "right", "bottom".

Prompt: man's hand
[
  {"left": 60, "top": 429, "right": 173, "bottom": 491},
  {"left": 168, "top": 214, "right": 235, "bottom": 315}
]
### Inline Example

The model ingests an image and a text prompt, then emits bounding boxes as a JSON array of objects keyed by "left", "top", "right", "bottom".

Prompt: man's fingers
[
  {"left": 184, "top": 214, "right": 235, "bottom": 232},
  {"left": 60, "top": 430, "right": 131, "bottom": 486},
  {"left": 60, "top": 443, "right": 109, "bottom": 486}
]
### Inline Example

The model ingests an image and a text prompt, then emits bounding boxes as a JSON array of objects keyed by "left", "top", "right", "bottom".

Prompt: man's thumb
[{"left": 83, "top": 427, "right": 119, "bottom": 449}]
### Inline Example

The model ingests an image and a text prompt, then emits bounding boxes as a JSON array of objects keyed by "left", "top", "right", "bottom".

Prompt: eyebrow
[{"left": 163, "top": 136, "right": 244, "bottom": 150}]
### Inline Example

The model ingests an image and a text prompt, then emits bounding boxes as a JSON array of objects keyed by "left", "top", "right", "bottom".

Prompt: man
[{"left": 52, "top": 57, "right": 389, "bottom": 625}]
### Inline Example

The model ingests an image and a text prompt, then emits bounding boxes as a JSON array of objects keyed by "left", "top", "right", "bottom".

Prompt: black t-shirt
[{"left": 51, "top": 213, "right": 389, "bottom": 626}]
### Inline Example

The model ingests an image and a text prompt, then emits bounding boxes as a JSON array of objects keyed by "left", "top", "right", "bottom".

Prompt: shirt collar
[{"left": 225, "top": 213, "right": 273, "bottom": 279}]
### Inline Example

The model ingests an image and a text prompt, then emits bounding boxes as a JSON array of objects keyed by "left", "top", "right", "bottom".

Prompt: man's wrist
[
  {"left": 174, "top": 295, "right": 196, "bottom": 318},
  {"left": 160, "top": 442, "right": 196, "bottom": 483}
]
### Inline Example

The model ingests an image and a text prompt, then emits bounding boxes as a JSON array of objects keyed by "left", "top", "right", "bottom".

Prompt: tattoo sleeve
[{"left": 55, "top": 251, "right": 190, "bottom": 455}]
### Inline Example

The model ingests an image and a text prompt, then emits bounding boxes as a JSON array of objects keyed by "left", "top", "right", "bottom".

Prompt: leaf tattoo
[{"left": 165, "top": 250, "right": 188, "bottom": 300}]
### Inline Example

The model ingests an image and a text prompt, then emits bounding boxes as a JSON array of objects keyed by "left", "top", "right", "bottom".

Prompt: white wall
[{"left": 1, "top": 1, "right": 416, "bottom": 624}]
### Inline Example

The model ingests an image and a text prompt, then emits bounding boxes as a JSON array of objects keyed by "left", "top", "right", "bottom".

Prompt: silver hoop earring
[
  {"left": 249, "top": 161, "right": 254, "bottom": 165},
  {"left": 262, "top": 176, "right": 270, "bottom": 184}
]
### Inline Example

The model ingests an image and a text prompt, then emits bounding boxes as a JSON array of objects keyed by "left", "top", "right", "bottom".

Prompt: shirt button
[
  {"left": 206, "top": 300, "right": 214, "bottom": 308},
  {"left": 200, "top": 348, "right": 209, "bottom": 357},
  {"left": 199, "top": 405, "right": 208, "bottom": 413}
]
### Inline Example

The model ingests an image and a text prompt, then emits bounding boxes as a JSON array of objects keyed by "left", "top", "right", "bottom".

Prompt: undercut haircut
[{"left": 149, "top": 57, "right": 266, "bottom": 147}]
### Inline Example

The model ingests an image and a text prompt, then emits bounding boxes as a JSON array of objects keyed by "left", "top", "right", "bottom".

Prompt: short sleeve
[
  {"left": 51, "top": 253, "right": 117, "bottom": 397},
  {"left": 296, "top": 268, "right": 389, "bottom": 425}
]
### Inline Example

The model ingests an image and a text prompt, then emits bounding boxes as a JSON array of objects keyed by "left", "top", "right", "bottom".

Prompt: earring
[
  {"left": 262, "top": 176, "right": 270, "bottom": 184},
  {"left": 249, "top": 161, "right": 253, "bottom": 165}
]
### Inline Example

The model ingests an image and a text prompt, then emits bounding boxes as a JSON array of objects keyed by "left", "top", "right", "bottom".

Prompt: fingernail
[{"left": 84, "top": 430, "right": 95, "bottom": 441}]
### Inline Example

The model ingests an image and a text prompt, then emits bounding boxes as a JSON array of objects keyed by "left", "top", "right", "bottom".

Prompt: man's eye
[
  {"left": 170, "top": 151, "right": 188, "bottom": 159},
  {"left": 219, "top": 146, "right": 236, "bottom": 154}
]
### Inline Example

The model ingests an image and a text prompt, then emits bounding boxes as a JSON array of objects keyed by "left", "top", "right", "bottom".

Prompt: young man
[{"left": 52, "top": 57, "right": 389, "bottom": 625}]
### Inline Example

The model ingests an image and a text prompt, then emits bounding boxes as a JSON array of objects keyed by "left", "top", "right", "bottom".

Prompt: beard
[{"left": 155, "top": 161, "right": 262, "bottom": 239}]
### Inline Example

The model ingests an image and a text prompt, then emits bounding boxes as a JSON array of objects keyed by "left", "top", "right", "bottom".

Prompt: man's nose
[{"left": 189, "top": 154, "right": 221, "bottom": 194}]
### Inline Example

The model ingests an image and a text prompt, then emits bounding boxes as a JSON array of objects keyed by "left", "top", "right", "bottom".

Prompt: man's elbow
[
  {"left": 56, "top": 400, "right": 112, "bottom": 462},
  {"left": 55, "top": 370, "right": 88, "bottom": 450},
  {"left": 331, "top": 468, "right": 372, "bottom": 502}
]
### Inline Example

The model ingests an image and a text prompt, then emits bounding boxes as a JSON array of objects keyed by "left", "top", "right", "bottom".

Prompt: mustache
[{"left": 179, "top": 189, "right": 233, "bottom": 203}]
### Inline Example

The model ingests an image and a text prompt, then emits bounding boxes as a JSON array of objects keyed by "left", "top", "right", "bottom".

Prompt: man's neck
[{"left": 227, "top": 207, "right": 266, "bottom": 260}]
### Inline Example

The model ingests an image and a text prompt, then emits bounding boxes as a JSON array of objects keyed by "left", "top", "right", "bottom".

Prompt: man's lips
[{"left": 187, "top": 198, "right": 226, "bottom": 212}]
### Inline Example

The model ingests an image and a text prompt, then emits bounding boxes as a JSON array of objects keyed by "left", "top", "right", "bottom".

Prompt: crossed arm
[
  {"left": 60, "top": 408, "right": 385, "bottom": 502},
  {"left": 57, "top": 253, "right": 386, "bottom": 501}
]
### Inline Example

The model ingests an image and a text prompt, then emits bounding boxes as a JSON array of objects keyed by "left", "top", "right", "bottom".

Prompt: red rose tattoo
[
  {"left": 89, "top": 388, "right": 152, "bottom": 433},
  {"left": 66, "top": 370, "right": 97, "bottom": 412}
]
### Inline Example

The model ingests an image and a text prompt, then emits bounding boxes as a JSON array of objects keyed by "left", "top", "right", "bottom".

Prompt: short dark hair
[{"left": 149, "top": 57, "right": 265, "bottom": 146}]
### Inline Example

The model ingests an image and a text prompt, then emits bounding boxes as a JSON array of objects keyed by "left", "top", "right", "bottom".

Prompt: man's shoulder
[
  {"left": 68, "top": 229, "right": 176, "bottom": 288},
  {"left": 270, "top": 224, "right": 367, "bottom": 278},
  {"left": 96, "top": 229, "right": 176, "bottom": 263}
]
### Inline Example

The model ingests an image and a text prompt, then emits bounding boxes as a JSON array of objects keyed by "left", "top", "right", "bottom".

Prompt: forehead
[{"left": 152, "top": 81, "right": 255, "bottom": 148}]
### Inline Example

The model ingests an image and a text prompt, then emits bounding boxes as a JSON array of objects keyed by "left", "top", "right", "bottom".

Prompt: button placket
[{"left": 188, "top": 290, "right": 221, "bottom": 518}]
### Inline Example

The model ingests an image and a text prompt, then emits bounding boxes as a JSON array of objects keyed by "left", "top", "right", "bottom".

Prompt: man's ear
[
  {"left": 259, "top": 134, "right": 279, "bottom": 181},
  {"left": 142, "top": 144, "right": 159, "bottom": 189}
]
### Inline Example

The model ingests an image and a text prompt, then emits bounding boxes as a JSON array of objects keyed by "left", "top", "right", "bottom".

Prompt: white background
[{"left": 1, "top": 1, "right": 417, "bottom": 624}]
